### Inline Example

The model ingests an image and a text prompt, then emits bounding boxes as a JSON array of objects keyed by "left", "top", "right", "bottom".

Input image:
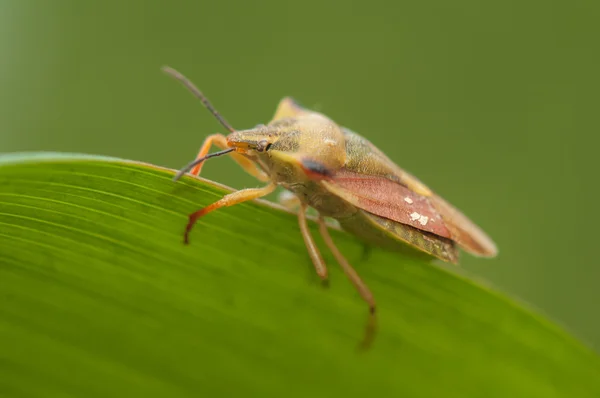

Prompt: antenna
[
  {"left": 172, "top": 148, "right": 235, "bottom": 182},
  {"left": 162, "top": 66, "right": 236, "bottom": 133}
]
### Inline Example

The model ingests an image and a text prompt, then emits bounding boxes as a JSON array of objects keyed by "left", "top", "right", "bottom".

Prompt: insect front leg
[
  {"left": 190, "top": 133, "right": 269, "bottom": 181},
  {"left": 185, "top": 183, "right": 277, "bottom": 244},
  {"left": 297, "top": 203, "right": 328, "bottom": 280}
]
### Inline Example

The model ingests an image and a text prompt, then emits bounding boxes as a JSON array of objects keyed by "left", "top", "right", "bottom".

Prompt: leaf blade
[{"left": 0, "top": 152, "right": 598, "bottom": 398}]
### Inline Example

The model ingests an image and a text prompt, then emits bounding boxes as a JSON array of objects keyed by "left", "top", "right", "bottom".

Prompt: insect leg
[
  {"left": 317, "top": 216, "right": 376, "bottom": 314},
  {"left": 185, "top": 182, "right": 277, "bottom": 244},
  {"left": 190, "top": 133, "right": 269, "bottom": 181},
  {"left": 277, "top": 190, "right": 301, "bottom": 211},
  {"left": 297, "top": 203, "right": 328, "bottom": 280}
]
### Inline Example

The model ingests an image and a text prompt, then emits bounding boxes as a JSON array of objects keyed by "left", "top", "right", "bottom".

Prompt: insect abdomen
[{"left": 337, "top": 210, "right": 459, "bottom": 264}]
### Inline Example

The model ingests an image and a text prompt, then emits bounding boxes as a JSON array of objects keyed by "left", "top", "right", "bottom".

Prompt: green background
[{"left": 1, "top": 0, "right": 598, "bottom": 352}]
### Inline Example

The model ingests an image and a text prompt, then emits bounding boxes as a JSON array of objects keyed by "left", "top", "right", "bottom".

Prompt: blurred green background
[{"left": 1, "top": 0, "right": 598, "bottom": 350}]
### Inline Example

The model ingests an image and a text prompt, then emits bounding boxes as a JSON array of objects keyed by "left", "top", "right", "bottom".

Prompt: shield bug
[{"left": 163, "top": 66, "right": 497, "bottom": 320}]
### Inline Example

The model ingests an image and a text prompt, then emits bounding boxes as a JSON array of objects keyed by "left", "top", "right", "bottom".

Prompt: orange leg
[
  {"left": 317, "top": 215, "right": 377, "bottom": 349},
  {"left": 298, "top": 203, "right": 328, "bottom": 280},
  {"left": 185, "top": 183, "right": 276, "bottom": 244},
  {"left": 317, "top": 216, "right": 376, "bottom": 314},
  {"left": 190, "top": 133, "right": 269, "bottom": 181},
  {"left": 278, "top": 190, "right": 301, "bottom": 211}
]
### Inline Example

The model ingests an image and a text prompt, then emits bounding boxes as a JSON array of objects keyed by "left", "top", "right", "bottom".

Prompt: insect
[{"left": 163, "top": 66, "right": 497, "bottom": 319}]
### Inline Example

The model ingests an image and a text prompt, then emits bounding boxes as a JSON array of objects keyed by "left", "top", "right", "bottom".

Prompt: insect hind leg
[
  {"left": 316, "top": 215, "right": 375, "bottom": 313},
  {"left": 317, "top": 215, "right": 377, "bottom": 349}
]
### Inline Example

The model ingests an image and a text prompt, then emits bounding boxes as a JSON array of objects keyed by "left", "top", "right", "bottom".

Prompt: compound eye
[{"left": 256, "top": 139, "right": 271, "bottom": 152}]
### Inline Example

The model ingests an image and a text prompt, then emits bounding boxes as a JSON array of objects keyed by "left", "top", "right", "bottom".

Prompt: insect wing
[
  {"left": 320, "top": 128, "right": 497, "bottom": 257},
  {"left": 321, "top": 170, "right": 451, "bottom": 238},
  {"left": 429, "top": 195, "right": 497, "bottom": 257}
]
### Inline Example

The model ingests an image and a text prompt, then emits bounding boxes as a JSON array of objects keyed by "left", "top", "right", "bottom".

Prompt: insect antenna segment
[
  {"left": 173, "top": 147, "right": 235, "bottom": 182},
  {"left": 161, "top": 66, "right": 236, "bottom": 133}
]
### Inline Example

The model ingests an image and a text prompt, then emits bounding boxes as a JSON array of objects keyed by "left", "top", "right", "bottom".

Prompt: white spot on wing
[
  {"left": 404, "top": 197, "right": 413, "bottom": 204},
  {"left": 410, "top": 211, "right": 429, "bottom": 226},
  {"left": 324, "top": 138, "right": 337, "bottom": 147}
]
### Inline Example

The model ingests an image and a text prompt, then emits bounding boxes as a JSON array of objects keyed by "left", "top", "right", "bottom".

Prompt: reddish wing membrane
[
  {"left": 321, "top": 168, "right": 497, "bottom": 257},
  {"left": 429, "top": 195, "right": 498, "bottom": 257},
  {"left": 321, "top": 169, "right": 451, "bottom": 238}
]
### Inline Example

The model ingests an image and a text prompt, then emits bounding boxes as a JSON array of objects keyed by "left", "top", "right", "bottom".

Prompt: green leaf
[{"left": 0, "top": 152, "right": 598, "bottom": 398}]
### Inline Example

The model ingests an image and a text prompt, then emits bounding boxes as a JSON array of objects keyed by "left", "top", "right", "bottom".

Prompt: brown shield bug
[{"left": 163, "top": 66, "right": 497, "bottom": 336}]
